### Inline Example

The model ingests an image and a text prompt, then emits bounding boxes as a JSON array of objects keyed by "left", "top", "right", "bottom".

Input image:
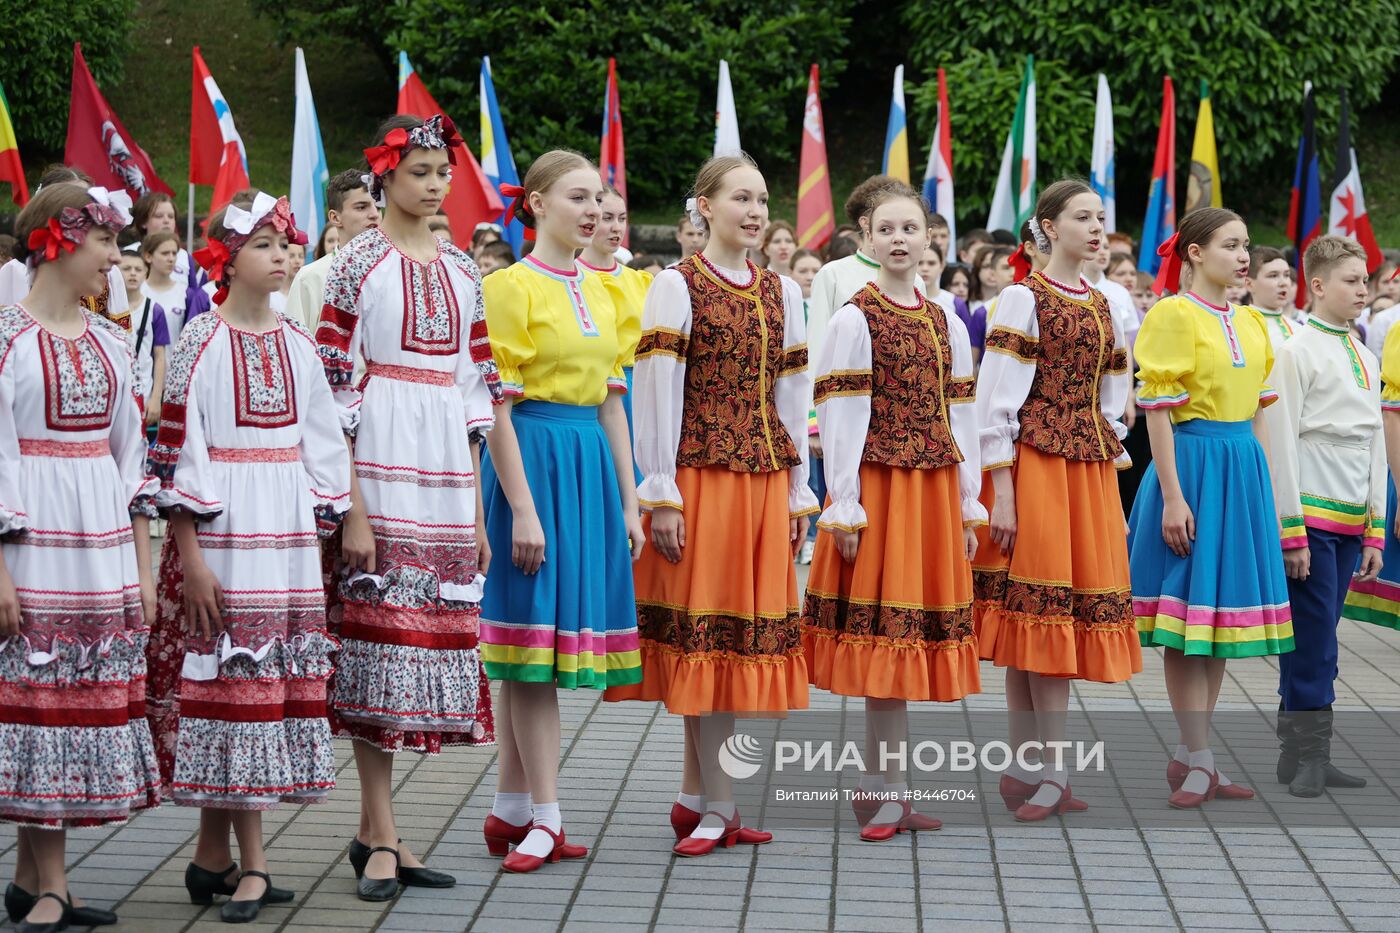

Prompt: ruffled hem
[
  {"left": 0, "top": 719, "right": 162, "bottom": 826},
  {"left": 603, "top": 639, "right": 809, "bottom": 715},
  {"left": 180, "top": 630, "right": 339, "bottom": 682},
  {"left": 171, "top": 714, "right": 335, "bottom": 809},
  {"left": 331, "top": 639, "right": 492, "bottom": 740},
  {"left": 961, "top": 497, "right": 989, "bottom": 526},
  {"left": 802, "top": 627, "right": 980, "bottom": 701},
  {"left": 1135, "top": 381, "right": 1190, "bottom": 410},
  {"left": 974, "top": 606, "right": 1142, "bottom": 683},
  {"left": 0, "top": 628, "right": 148, "bottom": 683},
  {"left": 637, "top": 474, "right": 684, "bottom": 512},
  {"left": 789, "top": 482, "right": 820, "bottom": 517},
  {"left": 817, "top": 500, "right": 868, "bottom": 532}
]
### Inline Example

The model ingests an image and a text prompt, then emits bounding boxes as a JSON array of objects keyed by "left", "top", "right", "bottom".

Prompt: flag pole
[{"left": 186, "top": 183, "right": 195, "bottom": 251}]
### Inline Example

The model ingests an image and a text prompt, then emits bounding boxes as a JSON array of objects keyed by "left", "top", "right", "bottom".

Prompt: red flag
[
  {"left": 599, "top": 57, "right": 628, "bottom": 247},
  {"left": 1327, "top": 89, "right": 1384, "bottom": 276},
  {"left": 796, "top": 64, "right": 834, "bottom": 251},
  {"left": 0, "top": 81, "right": 28, "bottom": 206},
  {"left": 397, "top": 57, "right": 503, "bottom": 250},
  {"left": 64, "top": 43, "right": 171, "bottom": 198},
  {"left": 191, "top": 48, "right": 250, "bottom": 212}
]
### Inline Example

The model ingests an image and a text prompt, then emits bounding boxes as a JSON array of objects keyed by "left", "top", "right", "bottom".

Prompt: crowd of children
[{"left": 1, "top": 112, "right": 1399, "bottom": 929}]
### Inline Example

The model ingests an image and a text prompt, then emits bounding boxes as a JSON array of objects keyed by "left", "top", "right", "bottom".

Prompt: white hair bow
[
  {"left": 685, "top": 197, "right": 708, "bottom": 233},
  {"left": 224, "top": 191, "right": 280, "bottom": 235},
  {"left": 87, "top": 186, "right": 133, "bottom": 227}
]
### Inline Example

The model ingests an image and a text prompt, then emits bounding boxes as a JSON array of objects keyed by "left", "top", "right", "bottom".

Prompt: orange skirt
[
  {"left": 803, "top": 464, "right": 981, "bottom": 701},
  {"left": 971, "top": 444, "right": 1141, "bottom": 683},
  {"left": 604, "top": 467, "right": 809, "bottom": 715}
]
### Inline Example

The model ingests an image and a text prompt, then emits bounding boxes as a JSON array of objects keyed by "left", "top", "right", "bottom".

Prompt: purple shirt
[{"left": 955, "top": 297, "right": 987, "bottom": 353}]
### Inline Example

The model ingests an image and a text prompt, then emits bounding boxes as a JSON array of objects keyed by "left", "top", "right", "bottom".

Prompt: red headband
[
  {"left": 1152, "top": 232, "right": 1183, "bottom": 296},
  {"left": 498, "top": 183, "right": 537, "bottom": 242},
  {"left": 1008, "top": 243, "right": 1033, "bottom": 283}
]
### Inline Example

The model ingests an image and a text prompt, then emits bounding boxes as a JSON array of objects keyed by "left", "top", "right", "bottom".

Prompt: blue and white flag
[{"left": 290, "top": 48, "right": 328, "bottom": 245}]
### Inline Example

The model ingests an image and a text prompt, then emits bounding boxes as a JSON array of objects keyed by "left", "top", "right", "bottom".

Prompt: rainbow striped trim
[
  {"left": 1343, "top": 577, "right": 1400, "bottom": 630},
  {"left": 1300, "top": 493, "right": 1368, "bottom": 536},
  {"left": 1364, "top": 513, "right": 1387, "bottom": 550},
  {"left": 1134, "top": 595, "right": 1294, "bottom": 657},
  {"left": 1280, "top": 514, "right": 1309, "bottom": 550},
  {"left": 1136, "top": 389, "right": 1190, "bottom": 410},
  {"left": 1258, "top": 387, "right": 1279, "bottom": 408},
  {"left": 1381, "top": 396, "right": 1400, "bottom": 412},
  {"left": 481, "top": 620, "right": 643, "bottom": 688}
]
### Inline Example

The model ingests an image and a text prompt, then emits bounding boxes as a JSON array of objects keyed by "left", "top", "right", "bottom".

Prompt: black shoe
[
  {"left": 1276, "top": 704, "right": 1299, "bottom": 784},
  {"left": 6, "top": 885, "right": 115, "bottom": 927},
  {"left": 1289, "top": 758, "right": 1326, "bottom": 797},
  {"left": 1288, "top": 708, "right": 1328, "bottom": 798},
  {"left": 16, "top": 891, "right": 70, "bottom": 933},
  {"left": 356, "top": 847, "right": 402, "bottom": 902},
  {"left": 220, "top": 871, "right": 274, "bottom": 924},
  {"left": 186, "top": 862, "right": 295, "bottom": 906},
  {"left": 351, "top": 836, "right": 455, "bottom": 888},
  {"left": 1324, "top": 762, "right": 1367, "bottom": 788}
]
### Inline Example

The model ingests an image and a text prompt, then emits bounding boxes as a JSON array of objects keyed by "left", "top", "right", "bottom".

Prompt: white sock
[
  {"left": 1180, "top": 749, "right": 1214, "bottom": 795},
  {"left": 676, "top": 791, "right": 706, "bottom": 812},
  {"left": 516, "top": 801, "right": 562, "bottom": 858},
  {"left": 491, "top": 791, "right": 532, "bottom": 825},
  {"left": 1006, "top": 756, "right": 1042, "bottom": 785},
  {"left": 691, "top": 800, "right": 736, "bottom": 841},
  {"left": 858, "top": 773, "right": 885, "bottom": 794},
  {"left": 1026, "top": 767, "right": 1068, "bottom": 807},
  {"left": 872, "top": 783, "right": 907, "bottom": 823},
  {"left": 1173, "top": 744, "right": 1189, "bottom": 765}
]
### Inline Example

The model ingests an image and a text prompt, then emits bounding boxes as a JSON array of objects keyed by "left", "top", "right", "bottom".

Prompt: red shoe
[
  {"left": 1000, "top": 774, "right": 1088, "bottom": 813},
  {"left": 859, "top": 801, "right": 943, "bottom": 842},
  {"left": 1213, "top": 780, "right": 1255, "bottom": 800},
  {"left": 670, "top": 802, "right": 703, "bottom": 840},
  {"left": 850, "top": 791, "right": 882, "bottom": 826},
  {"left": 483, "top": 814, "right": 532, "bottom": 857},
  {"left": 1014, "top": 781, "right": 1074, "bottom": 822},
  {"left": 672, "top": 810, "right": 772, "bottom": 857},
  {"left": 1167, "top": 767, "right": 1219, "bottom": 809},
  {"left": 1167, "top": 758, "right": 1188, "bottom": 792},
  {"left": 500, "top": 826, "right": 588, "bottom": 873}
]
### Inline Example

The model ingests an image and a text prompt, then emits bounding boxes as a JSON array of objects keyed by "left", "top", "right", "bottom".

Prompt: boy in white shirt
[{"left": 1269, "top": 235, "right": 1383, "bottom": 798}]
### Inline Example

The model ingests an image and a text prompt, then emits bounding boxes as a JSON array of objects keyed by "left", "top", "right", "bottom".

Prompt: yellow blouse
[
  {"left": 1135, "top": 293, "right": 1277, "bottom": 422},
  {"left": 579, "top": 259, "right": 651, "bottom": 366},
  {"left": 482, "top": 256, "right": 628, "bottom": 406},
  {"left": 1382, "top": 322, "right": 1400, "bottom": 411}
]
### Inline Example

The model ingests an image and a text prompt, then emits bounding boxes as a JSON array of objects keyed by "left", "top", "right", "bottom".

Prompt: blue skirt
[
  {"left": 1127, "top": 419, "right": 1294, "bottom": 657},
  {"left": 623, "top": 365, "right": 641, "bottom": 485},
  {"left": 1343, "top": 475, "right": 1400, "bottom": 629},
  {"left": 479, "top": 401, "right": 642, "bottom": 688}
]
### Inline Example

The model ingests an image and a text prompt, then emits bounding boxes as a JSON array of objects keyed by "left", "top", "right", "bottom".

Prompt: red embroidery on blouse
[
  {"left": 399, "top": 257, "right": 461, "bottom": 356},
  {"left": 360, "top": 359, "right": 455, "bottom": 388},
  {"left": 17, "top": 438, "right": 110, "bottom": 458},
  {"left": 38, "top": 330, "right": 116, "bottom": 432},
  {"left": 230, "top": 328, "right": 298, "bottom": 429}
]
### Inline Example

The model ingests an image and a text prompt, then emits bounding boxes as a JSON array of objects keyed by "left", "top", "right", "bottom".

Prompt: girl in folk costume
[
  {"left": 577, "top": 184, "right": 650, "bottom": 476},
  {"left": 973, "top": 180, "right": 1142, "bottom": 822},
  {"left": 605, "top": 154, "right": 818, "bottom": 856},
  {"left": 1346, "top": 324, "right": 1400, "bottom": 632},
  {"left": 316, "top": 115, "right": 502, "bottom": 899},
  {"left": 1129, "top": 208, "right": 1290, "bottom": 807},
  {"left": 146, "top": 191, "right": 350, "bottom": 922},
  {"left": 478, "top": 151, "right": 643, "bottom": 873},
  {"left": 0, "top": 183, "right": 160, "bottom": 932},
  {"left": 803, "top": 182, "right": 983, "bottom": 842}
]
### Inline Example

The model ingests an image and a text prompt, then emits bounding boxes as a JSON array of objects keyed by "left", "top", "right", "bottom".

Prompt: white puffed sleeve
[
  {"left": 943, "top": 308, "right": 987, "bottom": 526},
  {"left": 632, "top": 268, "right": 691, "bottom": 511},
  {"left": 777, "top": 275, "right": 819, "bottom": 517},
  {"left": 152, "top": 330, "right": 223, "bottom": 520},
  {"left": 287, "top": 326, "right": 352, "bottom": 537},
  {"left": 457, "top": 262, "right": 505, "bottom": 441},
  {"left": 103, "top": 331, "right": 159, "bottom": 518},
  {"left": 813, "top": 303, "right": 871, "bottom": 531},
  {"left": 315, "top": 247, "right": 367, "bottom": 437},
  {"left": 975, "top": 283, "right": 1040, "bottom": 470},
  {"left": 1100, "top": 298, "right": 1132, "bottom": 468}
]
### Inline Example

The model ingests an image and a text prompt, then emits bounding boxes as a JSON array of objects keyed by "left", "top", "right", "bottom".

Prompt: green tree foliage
[
  {"left": 0, "top": 0, "right": 137, "bottom": 152},
  {"left": 905, "top": 0, "right": 1400, "bottom": 225},
  {"left": 252, "top": 0, "right": 852, "bottom": 206}
]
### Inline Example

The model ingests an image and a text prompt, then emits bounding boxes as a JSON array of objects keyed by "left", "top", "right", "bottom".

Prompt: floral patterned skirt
[{"left": 803, "top": 464, "right": 980, "bottom": 702}]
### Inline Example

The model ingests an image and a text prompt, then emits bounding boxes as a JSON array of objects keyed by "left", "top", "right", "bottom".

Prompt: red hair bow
[
  {"left": 27, "top": 219, "right": 77, "bottom": 263},
  {"left": 1008, "top": 243, "right": 1033, "bottom": 283},
  {"left": 437, "top": 115, "right": 462, "bottom": 165},
  {"left": 364, "top": 127, "right": 410, "bottom": 176},
  {"left": 193, "top": 238, "right": 232, "bottom": 302},
  {"left": 1152, "top": 232, "right": 1183, "bottom": 296},
  {"left": 499, "top": 183, "right": 537, "bottom": 242}
]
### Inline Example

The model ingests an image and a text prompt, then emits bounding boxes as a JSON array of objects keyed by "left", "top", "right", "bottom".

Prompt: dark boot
[
  {"left": 1288, "top": 709, "right": 1326, "bottom": 798},
  {"left": 1276, "top": 703, "right": 1298, "bottom": 784},
  {"left": 1318, "top": 705, "right": 1367, "bottom": 789}
]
